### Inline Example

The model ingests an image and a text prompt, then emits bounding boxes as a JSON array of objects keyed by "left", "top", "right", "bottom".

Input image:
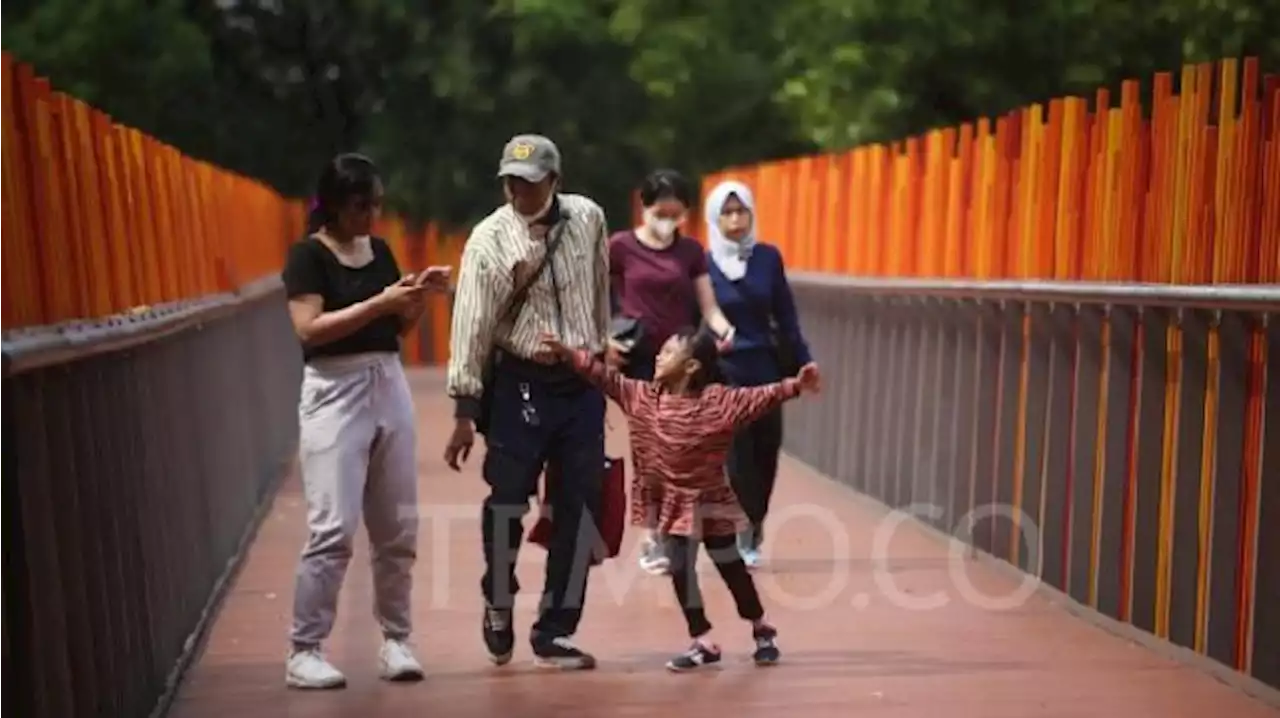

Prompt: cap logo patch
[{"left": 511, "top": 142, "right": 534, "bottom": 160}]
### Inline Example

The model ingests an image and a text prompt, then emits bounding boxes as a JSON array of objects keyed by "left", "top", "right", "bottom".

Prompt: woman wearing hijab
[
  {"left": 610, "top": 168, "right": 735, "bottom": 575},
  {"left": 705, "top": 180, "right": 817, "bottom": 569}
]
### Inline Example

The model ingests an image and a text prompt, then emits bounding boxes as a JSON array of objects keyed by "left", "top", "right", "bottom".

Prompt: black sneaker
[
  {"left": 752, "top": 624, "right": 780, "bottom": 665},
  {"left": 665, "top": 641, "right": 722, "bottom": 672},
  {"left": 532, "top": 636, "right": 597, "bottom": 670},
  {"left": 483, "top": 604, "right": 515, "bottom": 665}
]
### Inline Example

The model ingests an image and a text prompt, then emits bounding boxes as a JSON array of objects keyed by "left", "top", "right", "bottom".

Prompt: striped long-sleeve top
[
  {"left": 567, "top": 349, "right": 803, "bottom": 536},
  {"left": 447, "top": 194, "right": 611, "bottom": 419}
]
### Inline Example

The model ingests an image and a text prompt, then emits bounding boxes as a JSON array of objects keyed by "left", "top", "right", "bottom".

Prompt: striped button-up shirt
[{"left": 447, "top": 194, "right": 611, "bottom": 417}]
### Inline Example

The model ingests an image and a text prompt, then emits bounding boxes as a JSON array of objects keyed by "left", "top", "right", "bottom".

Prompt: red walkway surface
[{"left": 170, "top": 370, "right": 1277, "bottom": 718}]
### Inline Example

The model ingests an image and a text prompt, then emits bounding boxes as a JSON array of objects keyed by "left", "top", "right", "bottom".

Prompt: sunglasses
[{"left": 347, "top": 195, "right": 384, "bottom": 212}]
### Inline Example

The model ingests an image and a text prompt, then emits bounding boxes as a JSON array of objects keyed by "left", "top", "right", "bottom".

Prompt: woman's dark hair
[
  {"left": 307, "top": 153, "right": 380, "bottom": 233},
  {"left": 674, "top": 324, "right": 724, "bottom": 391},
  {"left": 639, "top": 169, "right": 693, "bottom": 208}
]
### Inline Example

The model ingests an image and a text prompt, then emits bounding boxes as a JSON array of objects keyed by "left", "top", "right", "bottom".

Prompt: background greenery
[{"left": 4, "top": 0, "right": 1276, "bottom": 231}]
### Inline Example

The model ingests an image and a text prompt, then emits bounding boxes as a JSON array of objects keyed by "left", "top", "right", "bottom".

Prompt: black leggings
[{"left": 667, "top": 534, "right": 764, "bottom": 638}]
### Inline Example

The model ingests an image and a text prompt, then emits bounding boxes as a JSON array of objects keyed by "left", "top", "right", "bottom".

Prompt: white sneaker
[
  {"left": 638, "top": 538, "right": 670, "bottom": 575},
  {"left": 286, "top": 648, "right": 346, "bottom": 689},
  {"left": 379, "top": 638, "right": 425, "bottom": 681},
  {"left": 737, "top": 530, "right": 763, "bottom": 569}
]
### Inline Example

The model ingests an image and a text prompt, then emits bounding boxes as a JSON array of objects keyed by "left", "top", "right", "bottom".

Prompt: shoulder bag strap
[{"left": 499, "top": 215, "right": 570, "bottom": 329}]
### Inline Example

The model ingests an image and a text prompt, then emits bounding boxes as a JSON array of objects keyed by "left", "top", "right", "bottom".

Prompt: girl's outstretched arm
[
  {"left": 709, "top": 363, "right": 820, "bottom": 430},
  {"left": 567, "top": 348, "right": 644, "bottom": 409},
  {"left": 710, "top": 379, "right": 803, "bottom": 430}
]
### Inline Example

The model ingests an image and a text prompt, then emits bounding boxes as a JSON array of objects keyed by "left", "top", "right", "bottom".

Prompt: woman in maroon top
[{"left": 609, "top": 169, "right": 734, "bottom": 574}]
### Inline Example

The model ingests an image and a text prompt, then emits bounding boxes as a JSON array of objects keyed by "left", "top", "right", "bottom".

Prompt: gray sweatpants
[{"left": 290, "top": 351, "right": 418, "bottom": 648}]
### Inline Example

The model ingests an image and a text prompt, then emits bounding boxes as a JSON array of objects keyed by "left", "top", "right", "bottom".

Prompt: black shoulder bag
[
  {"left": 475, "top": 220, "right": 570, "bottom": 435},
  {"left": 723, "top": 277, "right": 802, "bottom": 379}
]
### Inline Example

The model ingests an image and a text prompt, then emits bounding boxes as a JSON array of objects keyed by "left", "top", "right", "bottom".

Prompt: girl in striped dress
[{"left": 540, "top": 328, "right": 821, "bottom": 671}]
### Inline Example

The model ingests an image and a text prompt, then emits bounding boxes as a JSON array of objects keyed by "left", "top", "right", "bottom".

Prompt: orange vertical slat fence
[
  {"left": 1, "top": 53, "right": 305, "bottom": 329},
  {"left": 5, "top": 54, "right": 1276, "bottom": 354},
  {"left": 701, "top": 57, "right": 1278, "bottom": 285}
]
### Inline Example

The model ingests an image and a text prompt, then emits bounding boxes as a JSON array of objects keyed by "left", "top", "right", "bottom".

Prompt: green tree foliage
[
  {"left": 4, "top": 0, "right": 1276, "bottom": 231},
  {"left": 771, "top": 0, "right": 1279, "bottom": 148}
]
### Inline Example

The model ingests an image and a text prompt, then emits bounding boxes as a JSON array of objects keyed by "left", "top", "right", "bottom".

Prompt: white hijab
[{"left": 704, "top": 180, "right": 757, "bottom": 281}]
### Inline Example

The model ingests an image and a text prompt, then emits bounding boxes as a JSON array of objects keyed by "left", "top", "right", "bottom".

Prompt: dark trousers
[
  {"left": 480, "top": 367, "right": 606, "bottom": 644},
  {"left": 668, "top": 534, "right": 764, "bottom": 637},
  {"left": 725, "top": 407, "right": 784, "bottom": 548}
]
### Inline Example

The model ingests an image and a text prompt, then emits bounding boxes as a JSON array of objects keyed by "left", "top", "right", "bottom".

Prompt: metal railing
[
  {"left": 783, "top": 273, "right": 1279, "bottom": 694},
  {"left": 2, "top": 279, "right": 302, "bottom": 718}
]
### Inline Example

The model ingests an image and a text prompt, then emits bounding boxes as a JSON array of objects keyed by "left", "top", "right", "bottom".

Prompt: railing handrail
[
  {"left": 6, "top": 273, "right": 1277, "bottom": 377},
  {"left": 790, "top": 273, "right": 1280, "bottom": 313},
  {"left": 1, "top": 276, "right": 286, "bottom": 378}
]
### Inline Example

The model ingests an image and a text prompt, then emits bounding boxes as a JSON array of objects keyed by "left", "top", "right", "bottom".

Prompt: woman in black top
[{"left": 279, "top": 153, "right": 449, "bottom": 689}]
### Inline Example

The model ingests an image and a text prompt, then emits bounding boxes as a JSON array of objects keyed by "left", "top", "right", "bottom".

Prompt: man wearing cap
[{"left": 444, "top": 134, "right": 612, "bottom": 670}]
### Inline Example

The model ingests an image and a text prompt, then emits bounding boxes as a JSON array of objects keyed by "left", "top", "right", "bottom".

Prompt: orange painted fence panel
[
  {"left": 701, "top": 58, "right": 1279, "bottom": 285},
  {"left": 5, "top": 54, "right": 1276, "bottom": 356},
  {"left": 1, "top": 53, "right": 472, "bottom": 370},
  {"left": 1, "top": 53, "right": 309, "bottom": 329}
]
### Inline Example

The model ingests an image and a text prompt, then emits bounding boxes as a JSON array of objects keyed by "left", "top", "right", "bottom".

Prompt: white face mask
[
  {"left": 513, "top": 182, "right": 557, "bottom": 224},
  {"left": 644, "top": 210, "right": 682, "bottom": 241}
]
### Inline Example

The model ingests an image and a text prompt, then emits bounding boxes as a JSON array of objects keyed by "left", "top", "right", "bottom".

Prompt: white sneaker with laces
[
  {"left": 286, "top": 648, "right": 346, "bottom": 689},
  {"left": 379, "top": 638, "right": 425, "bottom": 681}
]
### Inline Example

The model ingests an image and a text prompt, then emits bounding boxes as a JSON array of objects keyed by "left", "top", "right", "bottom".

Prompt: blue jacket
[{"left": 709, "top": 242, "right": 812, "bottom": 387}]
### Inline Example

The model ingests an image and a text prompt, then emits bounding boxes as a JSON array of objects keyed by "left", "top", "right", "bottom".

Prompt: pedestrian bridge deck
[{"left": 168, "top": 370, "right": 1275, "bottom": 718}]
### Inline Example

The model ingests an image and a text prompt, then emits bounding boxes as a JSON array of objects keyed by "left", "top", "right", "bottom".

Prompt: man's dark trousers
[{"left": 480, "top": 362, "right": 606, "bottom": 645}]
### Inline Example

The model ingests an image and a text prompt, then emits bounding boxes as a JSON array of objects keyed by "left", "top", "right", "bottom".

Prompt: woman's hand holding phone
[{"left": 413, "top": 266, "right": 452, "bottom": 292}]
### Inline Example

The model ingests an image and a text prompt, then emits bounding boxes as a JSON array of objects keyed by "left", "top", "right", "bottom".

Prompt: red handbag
[{"left": 527, "top": 456, "right": 626, "bottom": 565}]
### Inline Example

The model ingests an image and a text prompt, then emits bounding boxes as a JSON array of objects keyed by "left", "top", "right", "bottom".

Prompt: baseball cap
[{"left": 497, "top": 134, "right": 561, "bottom": 182}]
